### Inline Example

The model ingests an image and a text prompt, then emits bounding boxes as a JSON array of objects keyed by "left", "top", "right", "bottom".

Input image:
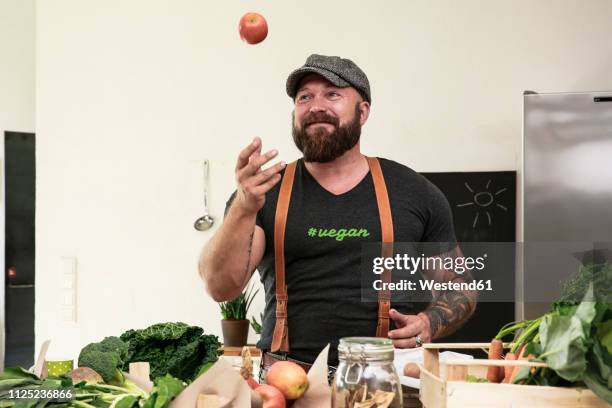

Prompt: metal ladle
[{"left": 194, "top": 160, "right": 215, "bottom": 231}]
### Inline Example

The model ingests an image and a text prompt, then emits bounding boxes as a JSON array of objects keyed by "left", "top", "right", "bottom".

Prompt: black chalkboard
[{"left": 421, "top": 171, "right": 517, "bottom": 349}]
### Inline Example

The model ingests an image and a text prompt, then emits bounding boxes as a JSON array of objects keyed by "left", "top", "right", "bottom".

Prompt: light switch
[
  {"left": 59, "top": 257, "right": 77, "bottom": 322},
  {"left": 60, "top": 257, "right": 76, "bottom": 276},
  {"left": 62, "top": 290, "right": 74, "bottom": 306},
  {"left": 61, "top": 274, "right": 74, "bottom": 289},
  {"left": 61, "top": 307, "right": 76, "bottom": 322}
]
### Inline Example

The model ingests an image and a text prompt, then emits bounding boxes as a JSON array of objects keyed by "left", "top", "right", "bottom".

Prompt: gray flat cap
[{"left": 286, "top": 54, "right": 371, "bottom": 104}]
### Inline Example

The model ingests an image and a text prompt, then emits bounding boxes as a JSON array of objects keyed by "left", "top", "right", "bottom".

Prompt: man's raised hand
[{"left": 234, "top": 137, "right": 286, "bottom": 215}]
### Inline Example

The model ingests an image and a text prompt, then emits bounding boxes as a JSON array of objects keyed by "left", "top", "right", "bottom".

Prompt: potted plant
[
  {"left": 219, "top": 284, "right": 259, "bottom": 347},
  {"left": 250, "top": 312, "right": 263, "bottom": 336}
]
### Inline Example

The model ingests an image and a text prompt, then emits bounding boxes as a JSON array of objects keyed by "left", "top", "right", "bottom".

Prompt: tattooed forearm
[
  {"left": 243, "top": 230, "right": 255, "bottom": 281},
  {"left": 423, "top": 289, "right": 476, "bottom": 339},
  {"left": 422, "top": 248, "right": 478, "bottom": 339}
]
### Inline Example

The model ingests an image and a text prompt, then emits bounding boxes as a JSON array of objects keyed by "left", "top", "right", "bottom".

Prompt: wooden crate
[
  {"left": 220, "top": 345, "right": 261, "bottom": 357},
  {"left": 401, "top": 385, "right": 422, "bottom": 408},
  {"left": 419, "top": 343, "right": 609, "bottom": 408}
]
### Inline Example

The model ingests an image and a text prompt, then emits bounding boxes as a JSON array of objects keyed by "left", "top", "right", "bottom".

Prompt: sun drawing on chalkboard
[{"left": 456, "top": 180, "right": 508, "bottom": 228}]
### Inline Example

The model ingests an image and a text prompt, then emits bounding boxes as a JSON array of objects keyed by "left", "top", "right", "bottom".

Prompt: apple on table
[
  {"left": 247, "top": 360, "right": 309, "bottom": 408},
  {"left": 265, "top": 361, "right": 309, "bottom": 400}
]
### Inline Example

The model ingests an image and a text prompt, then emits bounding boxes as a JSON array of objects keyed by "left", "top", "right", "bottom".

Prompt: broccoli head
[
  {"left": 97, "top": 336, "right": 129, "bottom": 363},
  {"left": 78, "top": 336, "right": 128, "bottom": 385}
]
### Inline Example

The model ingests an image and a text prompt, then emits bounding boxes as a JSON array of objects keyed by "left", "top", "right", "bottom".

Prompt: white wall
[
  {"left": 35, "top": 0, "right": 612, "bottom": 360},
  {"left": 0, "top": 0, "right": 35, "bottom": 133},
  {"left": 0, "top": 0, "right": 36, "bottom": 367}
]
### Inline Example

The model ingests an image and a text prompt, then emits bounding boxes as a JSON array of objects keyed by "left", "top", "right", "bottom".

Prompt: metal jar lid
[{"left": 337, "top": 337, "right": 394, "bottom": 362}]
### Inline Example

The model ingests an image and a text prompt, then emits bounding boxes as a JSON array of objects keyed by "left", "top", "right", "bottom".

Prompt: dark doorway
[{"left": 4, "top": 131, "right": 35, "bottom": 368}]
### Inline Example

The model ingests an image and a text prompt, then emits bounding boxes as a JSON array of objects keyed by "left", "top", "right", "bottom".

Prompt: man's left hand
[{"left": 387, "top": 309, "right": 432, "bottom": 348}]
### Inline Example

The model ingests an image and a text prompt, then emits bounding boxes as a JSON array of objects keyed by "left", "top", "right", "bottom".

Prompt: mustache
[
  {"left": 292, "top": 104, "right": 362, "bottom": 163},
  {"left": 301, "top": 112, "right": 340, "bottom": 127}
]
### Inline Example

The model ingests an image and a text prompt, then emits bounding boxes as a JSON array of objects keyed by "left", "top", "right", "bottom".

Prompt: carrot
[
  {"left": 508, "top": 344, "right": 526, "bottom": 384},
  {"left": 503, "top": 352, "right": 516, "bottom": 383},
  {"left": 528, "top": 355, "right": 537, "bottom": 376},
  {"left": 486, "top": 338, "right": 504, "bottom": 383},
  {"left": 509, "top": 345, "right": 532, "bottom": 384},
  {"left": 246, "top": 376, "right": 260, "bottom": 390}
]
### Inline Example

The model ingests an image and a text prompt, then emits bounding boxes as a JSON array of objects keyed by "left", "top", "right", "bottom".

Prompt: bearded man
[{"left": 198, "top": 54, "right": 477, "bottom": 377}]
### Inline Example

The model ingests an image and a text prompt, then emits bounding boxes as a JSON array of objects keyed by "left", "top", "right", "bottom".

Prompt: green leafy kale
[
  {"left": 119, "top": 322, "right": 221, "bottom": 382},
  {"left": 559, "top": 261, "right": 612, "bottom": 304}
]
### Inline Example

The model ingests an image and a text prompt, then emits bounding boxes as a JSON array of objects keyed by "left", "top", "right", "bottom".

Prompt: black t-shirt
[{"left": 225, "top": 157, "right": 456, "bottom": 365}]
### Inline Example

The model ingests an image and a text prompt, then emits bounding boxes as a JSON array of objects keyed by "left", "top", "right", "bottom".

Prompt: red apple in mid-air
[
  {"left": 265, "top": 361, "right": 309, "bottom": 400},
  {"left": 239, "top": 12, "right": 268, "bottom": 44},
  {"left": 254, "top": 384, "right": 286, "bottom": 408}
]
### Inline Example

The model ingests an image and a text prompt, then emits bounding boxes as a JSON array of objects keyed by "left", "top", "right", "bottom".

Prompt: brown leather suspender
[
  {"left": 270, "top": 160, "right": 297, "bottom": 353},
  {"left": 270, "top": 157, "right": 394, "bottom": 353},
  {"left": 367, "top": 157, "right": 395, "bottom": 338}
]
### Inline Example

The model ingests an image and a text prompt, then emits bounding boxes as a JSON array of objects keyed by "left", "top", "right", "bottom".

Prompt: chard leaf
[
  {"left": 573, "top": 291, "right": 597, "bottom": 333},
  {"left": 152, "top": 375, "right": 184, "bottom": 408},
  {"left": 540, "top": 314, "right": 586, "bottom": 381},
  {"left": 141, "top": 394, "right": 156, "bottom": 408},
  {"left": 110, "top": 394, "right": 139, "bottom": 408},
  {"left": 194, "top": 362, "right": 214, "bottom": 379},
  {"left": 584, "top": 370, "right": 612, "bottom": 404},
  {"left": 589, "top": 340, "right": 612, "bottom": 388},
  {"left": 140, "top": 375, "right": 184, "bottom": 408},
  {"left": 0, "top": 378, "right": 40, "bottom": 391},
  {"left": 12, "top": 401, "right": 37, "bottom": 408},
  {"left": 596, "top": 319, "right": 612, "bottom": 354},
  {"left": 511, "top": 366, "right": 531, "bottom": 384},
  {"left": 539, "top": 284, "right": 597, "bottom": 382},
  {"left": 0, "top": 368, "right": 39, "bottom": 381}
]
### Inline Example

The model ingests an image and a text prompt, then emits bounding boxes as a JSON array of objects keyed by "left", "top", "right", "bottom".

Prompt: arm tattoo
[
  {"left": 424, "top": 289, "right": 476, "bottom": 339},
  {"left": 422, "top": 248, "right": 478, "bottom": 339},
  {"left": 243, "top": 230, "right": 255, "bottom": 280}
]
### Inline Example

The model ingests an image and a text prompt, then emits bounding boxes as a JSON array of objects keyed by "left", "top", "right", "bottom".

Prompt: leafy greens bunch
[
  {"left": 0, "top": 366, "right": 183, "bottom": 408},
  {"left": 119, "top": 322, "right": 221, "bottom": 382},
  {"left": 495, "top": 262, "right": 612, "bottom": 403}
]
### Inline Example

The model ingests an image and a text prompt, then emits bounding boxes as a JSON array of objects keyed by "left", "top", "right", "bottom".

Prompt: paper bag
[
  {"left": 169, "top": 359, "right": 250, "bottom": 408},
  {"left": 292, "top": 344, "right": 332, "bottom": 408}
]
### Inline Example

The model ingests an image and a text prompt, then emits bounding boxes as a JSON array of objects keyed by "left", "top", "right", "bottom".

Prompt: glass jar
[{"left": 332, "top": 337, "right": 402, "bottom": 408}]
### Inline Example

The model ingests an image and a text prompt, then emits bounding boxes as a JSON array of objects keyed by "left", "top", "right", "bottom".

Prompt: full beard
[{"left": 292, "top": 105, "right": 361, "bottom": 163}]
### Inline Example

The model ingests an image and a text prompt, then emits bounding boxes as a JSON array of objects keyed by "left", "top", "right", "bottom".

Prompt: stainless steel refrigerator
[{"left": 523, "top": 91, "right": 612, "bottom": 318}]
